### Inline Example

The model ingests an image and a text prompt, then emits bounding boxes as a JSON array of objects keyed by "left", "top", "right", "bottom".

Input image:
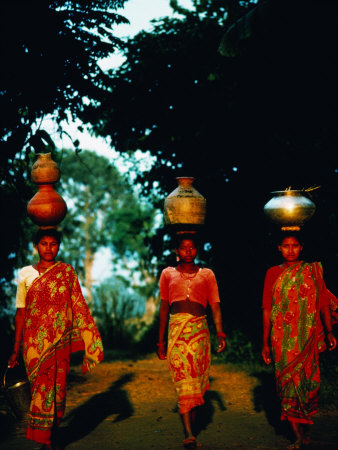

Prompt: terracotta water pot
[
  {"left": 27, "top": 184, "right": 67, "bottom": 226},
  {"left": 164, "top": 177, "right": 206, "bottom": 229},
  {"left": 263, "top": 190, "right": 316, "bottom": 230},
  {"left": 31, "top": 152, "right": 60, "bottom": 184},
  {"left": 27, "top": 153, "right": 67, "bottom": 226}
]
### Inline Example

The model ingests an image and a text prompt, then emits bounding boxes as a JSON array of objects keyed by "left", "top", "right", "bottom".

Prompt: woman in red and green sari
[
  {"left": 157, "top": 234, "right": 226, "bottom": 449},
  {"left": 8, "top": 228, "right": 104, "bottom": 450},
  {"left": 262, "top": 232, "right": 337, "bottom": 448}
]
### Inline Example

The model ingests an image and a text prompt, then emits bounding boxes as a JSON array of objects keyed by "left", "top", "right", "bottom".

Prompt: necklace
[
  {"left": 177, "top": 267, "right": 200, "bottom": 280},
  {"left": 36, "top": 262, "right": 53, "bottom": 274}
]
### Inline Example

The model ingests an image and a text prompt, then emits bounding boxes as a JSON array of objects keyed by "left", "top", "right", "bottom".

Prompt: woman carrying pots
[
  {"left": 8, "top": 228, "right": 103, "bottom": 450},
  {"left": 157, "top": 233, "right": 226, "bottom": 449},
  {"left": 262, "top": 231, "right": 337, "bottom": 448}
]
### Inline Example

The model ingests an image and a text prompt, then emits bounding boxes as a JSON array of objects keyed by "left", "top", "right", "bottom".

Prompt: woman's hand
[
  {"left": 8, "top": 343, "right": 20, "bottom": 368},
  {"left": 216, "top": 335, "right": 226, "bottom": 353},
  {"left": 156, "top": 342, "right": 167, "bottom": 360},
  {"left": 262, "top": 344, "right": 272, "bottom": 364},
  {"left": 327, "top": 332, "right": 337, "bottom": 351}
]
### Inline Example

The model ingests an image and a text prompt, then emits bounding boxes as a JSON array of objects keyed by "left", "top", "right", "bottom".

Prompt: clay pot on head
[
  {"left": 31, "top": 152, "right": 60, "bottom": 184},
  {"left": 27, "top": 185, "right": 67, "bottom": 226},
  {"left": 164, "top": 177, "right": 206, "bottom": 232},
  {"left": 263, "top": 190, "right": 316, "bottom": 230},
  {"left": 27, "top": 153, "right": 67, "bottom": 226}
]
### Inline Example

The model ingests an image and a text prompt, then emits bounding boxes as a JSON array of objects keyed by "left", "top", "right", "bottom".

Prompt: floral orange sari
[
  {"left": 167, "top": 313, "right": 210, "bottom": 414},
  {"left": 23, "top": 262, "right": 103, "bottom": 444},
  {"left": 271, "top": 261, "right": 324, "bottom": 424}
]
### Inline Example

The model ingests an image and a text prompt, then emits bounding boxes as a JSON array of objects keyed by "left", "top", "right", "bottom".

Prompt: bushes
[{"left": 211, "top": 329, "right": 259, "bottom": 365}]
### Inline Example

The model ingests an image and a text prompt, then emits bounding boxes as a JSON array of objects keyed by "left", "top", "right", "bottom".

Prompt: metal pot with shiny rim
[{"left": 263, "top": 190, "right": 316, "bottom": 230}]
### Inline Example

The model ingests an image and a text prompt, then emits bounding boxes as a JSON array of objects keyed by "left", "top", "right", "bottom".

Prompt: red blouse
[
  {"left": 159, "top": 266, "right": 220, "bottom": 308},
  {"left": 262, "top": 263, "right": 330, "bottom": 310}
]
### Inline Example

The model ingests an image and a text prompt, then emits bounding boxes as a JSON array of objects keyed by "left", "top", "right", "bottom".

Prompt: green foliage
[
  {"left": 92, "top": 279, "right": 144, "bottom": 349},
  {"left": 211, "top": 329, "right": 258, "bottom": 364},
  {"left": 319, "top": 347, "right": 338, "bottom": 410},
  {"left": 0, "top": 0, "right": 128, "bottom": 157},
  {"left": 0, "top": 0, "right": 128, "bottom": 322},
  {"left": 58, "top": 148, "right": 157, "bottom": 281},
  {"left": 88, "top": 0, "right": 338, "bottom": 342}
]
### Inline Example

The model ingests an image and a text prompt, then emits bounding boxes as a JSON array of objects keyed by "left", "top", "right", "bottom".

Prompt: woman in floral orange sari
[
  {"left": 262, "top": 232, "right": 337, "bottom": 448},
  {"left": 157, "top": 234, "right": 226, "bottom": 449},
  {"left": 8, "top": 228, "right": 103, "bottom": 450}
]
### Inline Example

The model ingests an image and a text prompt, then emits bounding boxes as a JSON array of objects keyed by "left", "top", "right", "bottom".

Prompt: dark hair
[
  {"left": 277, "top": 229, "right": 304, "bottom": 245},
  {"left": 173, "top": 232, "right": 200, "bottom": 249},
  {"left": 33, "top": 228, "right": 62, "bottom": 245}
]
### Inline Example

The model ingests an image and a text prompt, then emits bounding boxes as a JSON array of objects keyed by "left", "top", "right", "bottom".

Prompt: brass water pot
[{"left": 263, "top": 190, "right": 316, "bottom": 229}]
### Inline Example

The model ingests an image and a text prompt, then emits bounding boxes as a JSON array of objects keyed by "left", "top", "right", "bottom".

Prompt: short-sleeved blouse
[
  {"left": 15, "top": 265, "right": 39, "bottom": 308},
  {"left": 159, "top": 266, "right": 220, "bottom": 308}
]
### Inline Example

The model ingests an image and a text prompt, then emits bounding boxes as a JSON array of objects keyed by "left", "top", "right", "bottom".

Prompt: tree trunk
[
  {"left": 84, "top": 247, "right": 94, "bottom": 307},
  {"left": 83, "top": 188, "right": 94, "bottom": 307}
]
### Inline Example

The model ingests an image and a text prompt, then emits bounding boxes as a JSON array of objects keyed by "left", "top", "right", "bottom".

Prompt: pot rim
[
  {"left": 271, "top": 190, "right": 309, "bottom": 195},
  {"left": 176, "top": 176, "right": 195, "bottom": 181}
]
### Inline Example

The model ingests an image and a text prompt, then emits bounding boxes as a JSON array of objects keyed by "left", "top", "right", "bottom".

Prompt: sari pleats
[
  {"left": 23, "top": 262, "right": 103, "bottom": 444},
  {"left": 26, "top": 356, "right": 69, "bottom": 444},
  {"left": 271, "top": 262, "right": 320, "bottom": 424},
  {"left": 167, "top": 313, "right": 210, "bottom": 414}
]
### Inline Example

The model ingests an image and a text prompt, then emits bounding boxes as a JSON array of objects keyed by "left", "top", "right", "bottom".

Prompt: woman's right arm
[
  {"left": 157, "top": 299, "right": 169, "bottom": 360},
  {"left": 261, "top": 268, "right": 275, "bottom": 365},
  {"left": 262, "top": 308, "right": 272, "bottom": 364},
  {"left": 8, "top": 308, "right": 25, "bottom": 368}
]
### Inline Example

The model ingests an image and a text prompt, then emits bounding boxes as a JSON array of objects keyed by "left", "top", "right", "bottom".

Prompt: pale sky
[
  {"left": 40, "top": 1, "right": 193, "bottom": 283},
  {"left": 41, "top": 0, "right": 193, "bottom": 160}
]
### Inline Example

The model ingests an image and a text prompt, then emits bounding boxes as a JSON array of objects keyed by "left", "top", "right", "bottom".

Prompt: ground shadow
[
  {"left": 193, "top": 388, "right": 227, "bottom": 437},
  {"left": 0, "top": 407, "right": 17, "bottom": 443},
  {"left": 172, "top": 377, "right": 227, "bottom": 438},
  {"left": 0, "top": 361, "right": 30, "bottom": 442},
  {"left": 57, "top": 372, "right": 134, "bottom": 448},
  {"left": 251, "top": 369, "right": 293, "bottom": 441}
]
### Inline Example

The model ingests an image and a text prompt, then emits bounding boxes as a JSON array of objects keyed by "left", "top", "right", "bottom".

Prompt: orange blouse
[{"left": 159, "top": 266, "right": 220, "bottom": 308}]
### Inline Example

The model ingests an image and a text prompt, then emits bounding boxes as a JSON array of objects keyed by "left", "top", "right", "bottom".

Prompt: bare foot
[
  {"left": 286, "top": 438, "right": 302, "bottom": 449},
  {"left": 302, "top": 435, "right": 311, "bottom": 445},
  {"left": 183, "top": 436, "right": 197, "bottom": 448},
  {"left": 40, "top": 444, "right": 60, "bottom": 450}
]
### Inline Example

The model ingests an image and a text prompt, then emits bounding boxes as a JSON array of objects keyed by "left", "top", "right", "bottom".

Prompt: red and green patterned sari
[
  {"left": 167, "top": 313, "right": 211, "bottom": 414},
  {"left": 271, "top": 261, "right": 323, "bottom": 424},
  {"left": 23, "top": 262, "right": 103, "bottom": 444}
]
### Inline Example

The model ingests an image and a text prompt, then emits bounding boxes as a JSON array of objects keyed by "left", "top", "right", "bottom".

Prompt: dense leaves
[
  {"left": 0, "top": 0, "right": 128, "bottom": 161},
  {"left": 0, "top": 0, "right": 127, "bottom": 313},
  {"left": 58, "top": 148, "right": 157, "bottom": 302},
  {"left": 89, "top": 0, "right": 338, "bottom": 341}
]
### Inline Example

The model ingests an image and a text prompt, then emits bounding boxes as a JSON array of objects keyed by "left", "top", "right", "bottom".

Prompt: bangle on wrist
[{"left": 217, "top": 332, "right": 226, "bottom": 339}]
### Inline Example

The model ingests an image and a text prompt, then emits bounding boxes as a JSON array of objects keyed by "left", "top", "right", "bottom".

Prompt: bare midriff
[{"left": 170, "top": 299, "right": 206, "bottom": 317}]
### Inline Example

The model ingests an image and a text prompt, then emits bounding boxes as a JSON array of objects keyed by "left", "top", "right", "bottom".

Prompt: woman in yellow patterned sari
[
  {"left": 8, "top": 228, "right": 103, "bottom": 450},
  {"left": 157, "top": 234, "right": 226, "bottom": 448}
]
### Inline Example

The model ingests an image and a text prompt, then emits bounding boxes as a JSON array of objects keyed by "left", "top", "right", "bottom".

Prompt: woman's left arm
[
  {"left": 316, "top": 263, "right": 337, "bottom": 351},
  {"left": 210, "top": 302, "right": 226, "bottom": 353},
  {"left": 321, "top": 305, "right": 337, "bottom": 351}
]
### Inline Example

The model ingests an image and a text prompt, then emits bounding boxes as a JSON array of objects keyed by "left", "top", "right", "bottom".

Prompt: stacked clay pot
[{"left": 27, "top": 153, "right": 67, "bottom": 227}]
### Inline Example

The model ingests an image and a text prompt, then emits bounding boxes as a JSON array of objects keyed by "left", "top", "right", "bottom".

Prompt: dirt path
[{"left": 1, "top": 355, "right": 337, "bottom": 449}]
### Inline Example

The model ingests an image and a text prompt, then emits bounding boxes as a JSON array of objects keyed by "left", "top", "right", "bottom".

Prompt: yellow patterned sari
[{"left": 167, "top": 313, "right": 210, "bottom": 414}]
